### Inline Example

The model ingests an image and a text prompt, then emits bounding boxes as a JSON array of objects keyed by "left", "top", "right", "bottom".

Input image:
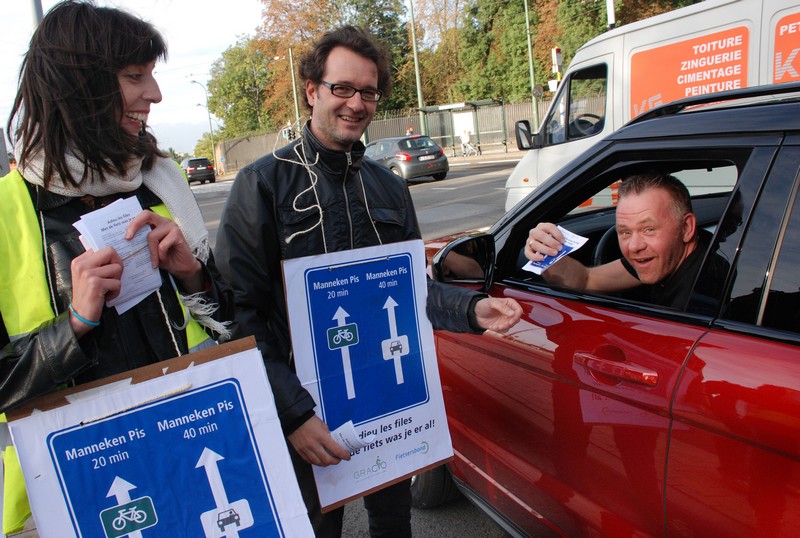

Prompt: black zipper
[{"left": 343, "top": 152, "right": 354, "bottom": 249}]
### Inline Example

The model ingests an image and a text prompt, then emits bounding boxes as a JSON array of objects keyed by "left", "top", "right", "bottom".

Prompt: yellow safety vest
[{"left": 0, "top": 170, "right": 213, "bottom": 533}]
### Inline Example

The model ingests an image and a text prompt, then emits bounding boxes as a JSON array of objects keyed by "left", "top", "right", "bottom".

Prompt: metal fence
[{"left": 217, "top": 98, "right": 554, "bottom": 176}]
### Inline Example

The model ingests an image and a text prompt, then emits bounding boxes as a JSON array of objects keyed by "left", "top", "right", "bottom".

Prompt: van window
[{"left": 543, "top": 64, "right": 607, "bottom": 146}]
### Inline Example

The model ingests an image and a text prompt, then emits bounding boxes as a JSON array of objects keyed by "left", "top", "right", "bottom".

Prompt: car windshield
[{"left": 400, "top": 137, "right": 436, "bottom": 150}]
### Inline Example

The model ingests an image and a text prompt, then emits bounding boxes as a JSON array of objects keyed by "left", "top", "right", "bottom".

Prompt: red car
[{"left": 414, "top": 83, "right": 800, "bottom": 536}]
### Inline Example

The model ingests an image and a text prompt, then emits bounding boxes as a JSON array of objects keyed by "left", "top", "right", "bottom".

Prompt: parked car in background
[
  {"left": 364, "top": 135, "right": 448, "bottom": 182},
  {"left": 415, "top": 83, "right": 800, "bottom": 536},
  {"left": 180, "top": 157, "right": 215, "bottom": 184}
]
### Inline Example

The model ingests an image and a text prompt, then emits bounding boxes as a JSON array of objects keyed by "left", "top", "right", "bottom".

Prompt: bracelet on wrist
[{"left": 69, "top": 303, "right": 100, "bottom": 328}]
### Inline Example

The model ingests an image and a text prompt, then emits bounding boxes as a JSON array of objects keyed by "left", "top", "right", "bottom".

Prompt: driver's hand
[{"left": 525, "top": 223, "right": 564, "bottom": 261}]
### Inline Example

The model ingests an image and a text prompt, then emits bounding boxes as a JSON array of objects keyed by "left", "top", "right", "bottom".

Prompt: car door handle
[{"left": 574, "top": 352, "right": 659, "bottom": 387}]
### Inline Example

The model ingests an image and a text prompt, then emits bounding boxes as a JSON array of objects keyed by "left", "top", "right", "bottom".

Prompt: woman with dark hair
[{"left": 0, "top": 2, "right": 234, "bottom": 530}]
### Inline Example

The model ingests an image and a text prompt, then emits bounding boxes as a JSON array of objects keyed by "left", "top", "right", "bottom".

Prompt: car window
[
  {"left": 501, "top": 152, "right": 751, "bottom": 313},
  {"left": 566, "top": 163, "right": 739, "bottom": 218},
  {"left": 759, "top": 190, "right": 800, "bottom": 333},
  {"left": 400, "top": 137, "right": 436, "bottom": 150},
  {"left": 721, "top": 147, "right": 800, "bottom": 333}
]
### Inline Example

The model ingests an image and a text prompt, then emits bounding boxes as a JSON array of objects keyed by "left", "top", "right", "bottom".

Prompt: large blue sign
[
  {"left": 304, "top": 252, "right": 429, "bottom": 430},
  {"left": 47, "top": 381, "right": 283, "bottom": 537}
]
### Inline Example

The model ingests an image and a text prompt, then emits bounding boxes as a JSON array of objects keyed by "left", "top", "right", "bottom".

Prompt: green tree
[
  {"left": 453, "top": 0, "right": 499, "bottom": 100},
  {"left": 555, "top": 0, "right": 608, "bottom": 68},
  {"left": 454, "top": 0, "right": 538, "bottom": 102},
  {"left": 335, "top": 0, "right": 413, "bottom": 109},
  {"left": 412, "top": 0, "right": 462, "bottom": 104},
  {"left": 207, "top": 37, "right": 272, "bottom": 139},
  {"left": 165, "top": 147, "right": 185, "bottom": 164},
  {"left": 192, "top": 132, "right": 215, "bottom": 163},
  {"left": 204, "top": 0, "right": 703, "bottom": 142},
  {"left": 256, "top": 0, "right": 413, "bottom": 115}
]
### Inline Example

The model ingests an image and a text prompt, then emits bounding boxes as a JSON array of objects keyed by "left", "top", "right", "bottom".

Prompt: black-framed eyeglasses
[{"left": 320, "top": 80, "right": 382, "bottom": 102}]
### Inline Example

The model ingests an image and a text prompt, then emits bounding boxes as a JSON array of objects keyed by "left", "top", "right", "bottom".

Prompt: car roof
[
  {"left": 628, "top": 82, "right": 800, "bottom": 125},
  {"left": 609, "top": 82, "right": 800, "bottom": 142}
]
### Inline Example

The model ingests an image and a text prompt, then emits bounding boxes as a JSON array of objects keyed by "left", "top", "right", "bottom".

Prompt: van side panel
[
  {"left": 773, "top": 11, "right": 800, "bottom": 83},
  {"left": 630, "top": 27, "right": 750, "bottom": 118}
]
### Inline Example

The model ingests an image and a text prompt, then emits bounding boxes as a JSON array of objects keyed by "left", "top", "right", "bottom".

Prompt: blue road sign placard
[
  {"left": 304, "top": 252, "right": 429, "bottom": 430},
  {"left": 47, "top": 381, "right": 283, "bottom": 537}
]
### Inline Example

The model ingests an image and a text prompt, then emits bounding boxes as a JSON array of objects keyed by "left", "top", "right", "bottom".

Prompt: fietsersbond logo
[{"left": 394, "top": 441, "right": 429, "bottom": 461}]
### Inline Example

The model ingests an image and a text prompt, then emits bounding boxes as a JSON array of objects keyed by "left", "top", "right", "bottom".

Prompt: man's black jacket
[{"left": 216, "top": 125, "right": 484, "bottom": 434}]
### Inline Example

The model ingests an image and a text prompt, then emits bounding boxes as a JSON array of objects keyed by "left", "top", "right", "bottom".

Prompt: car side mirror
[
  {"left": 431, "top": 234, "right": 495, "bottom": 292},
  {"left": 515, "top": 120, "right": 533, "bottom": 150}
]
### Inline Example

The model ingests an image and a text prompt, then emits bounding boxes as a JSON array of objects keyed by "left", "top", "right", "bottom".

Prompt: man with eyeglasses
[{"left": 216, "top": 25, "right": 522, "bottom": 538}]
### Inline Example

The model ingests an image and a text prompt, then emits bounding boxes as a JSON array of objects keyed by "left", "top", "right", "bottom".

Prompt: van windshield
[{"left": 543, "top": 64, "right": 607, "bottom": 145}]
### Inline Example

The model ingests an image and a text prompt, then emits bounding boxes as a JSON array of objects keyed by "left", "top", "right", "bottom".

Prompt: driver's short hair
[{"left": 618, "top": 173, "right": 692, "bottom": 219}]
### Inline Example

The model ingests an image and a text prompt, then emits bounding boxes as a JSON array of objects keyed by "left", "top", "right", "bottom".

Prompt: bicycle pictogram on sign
[{"left": 100, "top": 496, "right": 156, "bottom": 538}]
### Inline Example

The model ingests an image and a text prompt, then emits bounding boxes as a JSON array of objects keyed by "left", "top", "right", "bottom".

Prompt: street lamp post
[
  {"left": 274, "top": 50, "right": 302, "bottom": 128},
  {"left": 408, "top": 0, "right": 427, "bottom": 135},
  {"left": 523, "top": 0, "right": 540, "bottom": 130},
  {"left": 190, "top": 80, "right": 217, "bottom": 172},
  {"left": 289, "top": 48, "right": 301, "bottom": 128}
]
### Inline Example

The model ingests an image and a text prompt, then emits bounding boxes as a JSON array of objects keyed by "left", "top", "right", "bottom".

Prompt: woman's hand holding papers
[
  {"left": 69, "top": 247, "right": 124, "bottom": 338},
  {"left": 126, "top": 210, "right": 204, "bottom": 293}
]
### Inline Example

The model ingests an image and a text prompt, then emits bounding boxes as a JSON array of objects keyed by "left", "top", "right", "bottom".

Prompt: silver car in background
[{"left": 365, "top": 135, "right": 448, "bottom": 182}]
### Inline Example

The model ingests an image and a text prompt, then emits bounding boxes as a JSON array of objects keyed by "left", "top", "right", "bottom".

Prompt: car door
[
  {"left": 668, "top": 144, "right": 800, "bottom": 535},
  {"left": 371, "top": 141, "right": 392, "bottom": 165},
  {"left": 434, "top": 138, "right": 778, "bottom": 536}
]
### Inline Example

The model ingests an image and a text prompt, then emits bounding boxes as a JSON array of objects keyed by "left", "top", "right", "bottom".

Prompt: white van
[{"left": 505, "top": 0, "right": 800, "bottom": 211}]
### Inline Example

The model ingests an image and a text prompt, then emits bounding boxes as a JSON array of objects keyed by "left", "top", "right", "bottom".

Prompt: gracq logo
[{"left": 353, "top": 457, "right": 388, "bottom": 481}]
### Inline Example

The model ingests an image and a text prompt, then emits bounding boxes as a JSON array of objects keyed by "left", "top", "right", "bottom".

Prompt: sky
[{"left": 1, "top": 0, "right": 264, "bottom": 155}]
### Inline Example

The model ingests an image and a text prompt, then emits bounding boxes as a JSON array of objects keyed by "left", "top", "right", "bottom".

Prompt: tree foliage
[
  {"left": 192, "top": 131, "right": 215, "bottom": 163},
  {"left": 207, "top": 37, "right": 272, "bottom": 138},
  {"left": 200, "top": 0, "right": 701, "bottom": 144}
]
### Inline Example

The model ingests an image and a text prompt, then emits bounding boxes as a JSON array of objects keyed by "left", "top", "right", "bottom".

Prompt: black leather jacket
[
  {"left": 0, "top": 183, "right": 234, "bottom": 412},
  {"left": 216, "top": 125, "right": 485, "bottom": 434}
]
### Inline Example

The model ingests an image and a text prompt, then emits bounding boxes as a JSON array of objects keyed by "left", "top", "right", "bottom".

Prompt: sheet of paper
[
  {"left": 73, "top": 197, "right": 162, "bottom": 314},
  {"left": 523, "top": 225, "right": 589, "bottom": 275},
  {"left": 331, "top": 420, "right": 376, "bottom": 452}
]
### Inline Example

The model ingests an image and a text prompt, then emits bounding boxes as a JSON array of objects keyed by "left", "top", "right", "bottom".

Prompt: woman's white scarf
[
  {"left": 17, "top": 149, "right": 209, "bottom": 262},
  {"left": 17, "top": 149, "right": 230, "bottom": 340}
]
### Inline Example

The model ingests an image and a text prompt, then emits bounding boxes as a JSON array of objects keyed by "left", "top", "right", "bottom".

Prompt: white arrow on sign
[
  {"left": 196, "top": 448, "right": 244, "bottom": 538},
  {"left": 383, "top": 296, "right": 404, "bottom": 384},
  {"left": 196, "top": 448, "right": 230, "bottom": 509},
  {"left": 333, "top": 307, "right": 356, "bottom": 399},
  {"left": 106, "top": 477, "right": 143, "bottom": 538},
  {"left": 197, "top": 448, "right": 256, "bottom": 537}
]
